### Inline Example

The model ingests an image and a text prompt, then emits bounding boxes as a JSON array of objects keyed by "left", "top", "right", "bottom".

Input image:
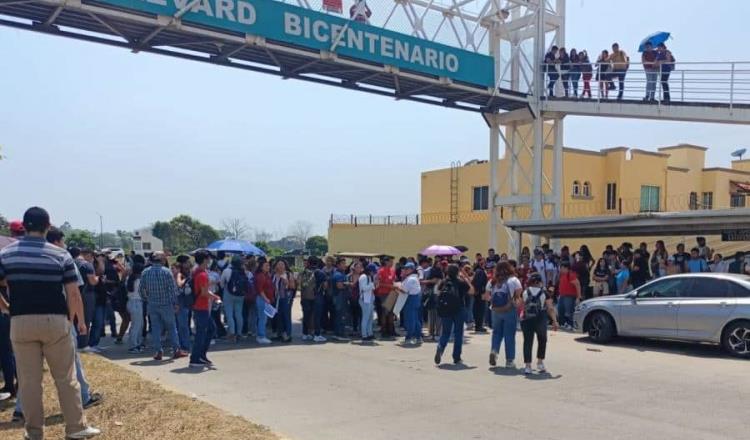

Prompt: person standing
[
  {"left": 558, "top": 47, "right": 571, "bottom": 97},
  {"left": 434, "top": 264, "right": 473, "bottom": 365},
  {"left": 272, "top": 260, "right": 295, "bottom": 343},
  {"left": 670, "top": 243, "right": 690, "bottom": 274},
  {"left": 642, "top": 41, "right": 658, "bottom": 101},
  {"left": 471, "top": 259, "right": 489, "bottom": 332},
  {"left": 556, "top": 262, "right": 581, "bottom": 330},
  {"left": 375, "top": 257, "right": 396, "bottom": 338},
  {"left": 728, "top": 252, "right": 746, "bottom": 274},
  {"left": 359, "top": 263, "right": 377, "bottom": 341},
  {"left": 486, "top": 261, "right": 523, "bottom": 368},
  {"left": 126, "top": 263, "right": 145, "bottom": 353},
  {"left": 399, "top": 262, "right": 422, "bottom": 345},
  {"left": 332, "top": 258, "right": 351, "bottom": 341},
  {"left": 224, "top": 256, "right": 248, "bottom": 343},
  {"left": 630, "top": 249, "right": 651, "bottom": 288},
  {"left": 254, "top": 260, "right": 274, "bottom": 344},
  {"left": 174, "top": 255, "right": 193, "bottom": 354},
  {"left": 650, "top": 240, "right": 669, "bottom": 279},
  {"left": 139, "top": 252, "right": 186, "bottom": 361},
  {"left": 569, "top": 48, "right": 581, "bottom": 97},
  {"left": 74, "top": 249, "right": 98, "bottom": 348},
  {"left": 597, "top": 50, "right": 611, "bottom": 99},
  {"left": 423, "top": 259, "right": 443, "bottom": 341},
  {"left": 544, "top": 45, "right": 560, "bottom": 97},
  {"left": 189, "top": 251, "right": 219, "bottom": 368},
  {"left": 579, "top": 50, "right": 593, "bottom": 98},
  {"left": 656, "top": 43, "right": 675, "bottom": 102},
  {"left": 687, "top": 248, "right": 709, "bottom": 273},
  {"left": 0, "top": 207, "right": 101, "bottom": 439},
  {"left": 592, "top": 258, "right": 610, "bottom": 297},
  {"left": 299, "top": 257, "right": 318, "bottom": 341},
  {"left": 608, "top": 42, "right": 629, "bottom": 100},
  {"left": 520, "top": 274, "right": 558, "bottom": 375},
  {"left": 709, "top": 254, "right": 729, "bottom": 273}
]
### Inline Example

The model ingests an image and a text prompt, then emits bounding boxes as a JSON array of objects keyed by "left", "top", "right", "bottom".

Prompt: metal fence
[{"left": 330, "top": 210, "right": 489, "bottom": 226}]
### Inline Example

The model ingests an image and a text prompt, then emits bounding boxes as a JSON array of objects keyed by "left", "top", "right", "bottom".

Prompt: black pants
[
  {"left": 521, "top": 315, "right": 548, "bottom": 364},
  {"left": 301, "top": 298, "right": 315, "bottom": 336},
  {"left": 473, "top": 297, "right": 487, "bottom": 331},
  {"left": 561, "top": 71, "right": 570, "bottom": 96},
  {"left": 613, "top": 70, "right": 627, "bottom": 98},
  {"left": 350, "top": 298, "right": 361, "bottom": 332},
  {"left": 661, "top": 72, "right": 671, "bottom": 101},
  {"left": 547, "top": 72, "right": 559, "bottom": 96}
]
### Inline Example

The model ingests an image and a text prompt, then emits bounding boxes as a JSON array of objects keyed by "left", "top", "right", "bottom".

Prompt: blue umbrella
[
  {"left": 639, "top": 31, "right": 670, "bottom": 52},
  {"left": 206, "top": 239, "right": 266, "bottom": 256}
]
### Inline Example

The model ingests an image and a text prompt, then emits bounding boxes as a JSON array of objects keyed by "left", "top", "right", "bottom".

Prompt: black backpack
[
  {"left": 523, "top": 288, "right": 544, "bottom": 320},
  {"left": 227, "top": 269, "right": 249, "bottom": 297},
  {"left": 179, "top": 276, "right": 195, "bottom": 307},
  {"left": 437, "top": 279, "right": 461, "bottom": 318}
]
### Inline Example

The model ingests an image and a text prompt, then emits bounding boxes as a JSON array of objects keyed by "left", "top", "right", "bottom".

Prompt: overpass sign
[{"left": 99, "top": 0, "right": 496, "bottom": 87}]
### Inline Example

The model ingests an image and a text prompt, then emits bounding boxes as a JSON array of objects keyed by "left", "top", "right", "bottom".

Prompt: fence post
[
  {"left": 416, "top": 214, "right": 419, "bottom": 224},
  {"left": 354, "top": 216, "right": 357, "bottom": 227},
  {"left": 387, "top": 215, "right": 391, "bottom": 225},
  {"left": 369, "top": 214, "right": 372, "bottom": 225},
  {"left": 350, "top": 214, "right": 353, "bottom": 225},
  {"left": 730, "top": 62, "right": 735, "bottom": 110}
]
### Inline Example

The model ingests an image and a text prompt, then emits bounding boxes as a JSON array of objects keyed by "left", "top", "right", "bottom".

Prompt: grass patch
[{"left": 0, "top": 354, "right": 279, "bottom": 439}]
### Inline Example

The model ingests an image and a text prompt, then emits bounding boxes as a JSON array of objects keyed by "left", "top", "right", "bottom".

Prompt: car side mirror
[{"left": 625, "top": 292, "right": 637, "bottom": 300}]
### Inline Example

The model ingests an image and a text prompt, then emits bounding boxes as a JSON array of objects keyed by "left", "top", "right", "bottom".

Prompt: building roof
[{"left": 657, "top": 143, "right": 709, "bottom": 152}]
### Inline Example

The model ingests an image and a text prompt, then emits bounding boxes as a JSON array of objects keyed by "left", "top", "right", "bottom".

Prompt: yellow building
[{"left": 329, "top": 131, "right": 750, "bottom": 258}]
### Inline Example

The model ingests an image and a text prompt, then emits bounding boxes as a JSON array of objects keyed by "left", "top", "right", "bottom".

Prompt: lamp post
[{"left": 96, "top": 212, "right": 103, "bottom": 250}]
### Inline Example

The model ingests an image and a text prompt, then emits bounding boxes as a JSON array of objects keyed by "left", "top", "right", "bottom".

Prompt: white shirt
[
  {"left": 220, "top": 267, "right": 232, "bottom": 289},
  {"left": 532, "top": 259, "right": 554, "bottom": 285},
  {"left": 358, "top": 274, "right": 375, "bottom": 304},
  {"left": 402, "top": 274, "right": 421, "bottom": 295},
  {"left": 522, "top": 286, "right": 546, "bottom": 304},
  {"left": 485, "top": 276, "right": 522, "bottom": 295}
]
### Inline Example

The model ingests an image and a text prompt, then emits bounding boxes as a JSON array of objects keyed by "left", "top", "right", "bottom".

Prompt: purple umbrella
[{"left": 419, "top": 244, "right": 462, "bottom": 256}]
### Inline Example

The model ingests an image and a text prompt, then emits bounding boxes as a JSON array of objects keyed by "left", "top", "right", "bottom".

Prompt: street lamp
[{"left": 96, "top": 212, "right": 103, "bottom": 250}]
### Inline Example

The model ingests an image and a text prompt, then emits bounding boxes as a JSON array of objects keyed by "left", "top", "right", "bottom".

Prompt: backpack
[
  {"left": 490, "top": 280, "right": 513, "bottom": 309},
  {"left": 523, "top": 288, "right": 544, "bottom": 320},
  {"left": 227, "top": 268, "right": 249, "bottom": 297},
  {"left": 437, "top": 279, "right": 462, "bottom": 318},
  {"left": 179, "top": 275, "right": 195, "bottom": 308},
  {"left": 299, "top": 270, "right": 316, "bottom": 300}
]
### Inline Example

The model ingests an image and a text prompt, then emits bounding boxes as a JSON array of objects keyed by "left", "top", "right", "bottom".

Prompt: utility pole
[{"left": 96, "top": 212, "right": 103, "bottom": 249}]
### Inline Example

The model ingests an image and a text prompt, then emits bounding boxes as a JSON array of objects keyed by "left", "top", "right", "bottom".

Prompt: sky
[{"left": 1, "top": 0, "right": 750, "bottom": 237}]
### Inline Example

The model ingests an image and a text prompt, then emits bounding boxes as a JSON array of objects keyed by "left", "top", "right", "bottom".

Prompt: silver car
[{"left": 573, "top": 273, "right": 750, "bottom": 358}]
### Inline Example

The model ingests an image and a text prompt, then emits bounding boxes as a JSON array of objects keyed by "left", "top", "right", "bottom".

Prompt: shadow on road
[
  {"left": 437, "top": 363, "right": 477, "bottom": 371},
  {"left": 573, "top": 335, "right": 747, "bottom": 361}
]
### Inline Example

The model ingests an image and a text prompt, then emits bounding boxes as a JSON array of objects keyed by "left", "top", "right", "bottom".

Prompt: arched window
[
  {"left": 583, "top": 181, "right": 591, "bottom": 197},
  {"left": 572, "top": 180, "right": 581, "bottom": 196}
]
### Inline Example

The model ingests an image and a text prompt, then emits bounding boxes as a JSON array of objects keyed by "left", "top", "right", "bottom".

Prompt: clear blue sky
[{"left": 1, "top": 0, "right": 749, "bottom": 237}]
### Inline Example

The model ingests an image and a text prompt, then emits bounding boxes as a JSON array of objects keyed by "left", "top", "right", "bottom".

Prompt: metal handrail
[{"left": 540, "top": 61, "right": 750, "bottom": 106}]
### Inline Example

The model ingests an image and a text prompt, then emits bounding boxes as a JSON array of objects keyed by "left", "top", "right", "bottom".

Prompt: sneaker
[
  {"left": 200, "top": 358, "right": 213, "bottom": 366},
  {"left": 189, "top": 361, "right": 207, "bottom": 368},
  {"left": 0, "top": 391, "right": 10, "bottom": 401},
  {"left": 114, "top": 338, "right": 123, "bottom": 345},
  {"left": 537, "top": 362, "right": 547, "bottom": 373},
  {"left": 256, "top": 337, "right": 272, "bottom": 344},
  {"left": 453, "top": 358, "right": 463, "bottom": 365},
  {"left": 505, "top": 360, "right": 516, "bottom": 369},
  {"left": 489, "top": 352, "right": 497, "bottom": 366},
  {"left": 434, "top": 346, "right": 444, "bottom": 365},
  {"left": 153, "top": 351, "right": 163, "bottom": 361},
  {"left": 172, "top": 350, "right": 188, "bottom": 360},
  {"left": 127, "top": 347, "right": 142, "bottom": 354},
  {"left": 66, "top": 426, "right": 101, "bottom": 439},
  {"left": 12, "top": 411, "right": 24, "bottom": 422},
  {"left": 313, "top": 335, "right": 327, "bottom": 343},
  {"left": 524, "top": 366, "right": 533, "bottom": 375},
  {"left": 83, "top": 392, "right": 103, "bottom": 409},
  {"left": 332, "top": 335, "right": 350, "bottom": 342}
]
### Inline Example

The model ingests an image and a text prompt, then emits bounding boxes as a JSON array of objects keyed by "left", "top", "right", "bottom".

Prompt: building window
[
  {"left": 572, "top": 180, "right": 581, "bottom": 196},
  {"left": 731, "top": 193, "right": 746, "bottom": 208},
  {"left": 582, "top": 181, "right": 591, "bottom": 197},
  {"left": 472, "top": 186, "right": 489, "bottom": 211},
  {"left": 640, "top": 185, "right": 661, "bottom": 212},
  {"left": 143, "top": 242, "right": 152, "bottom": 251},
  {"left": 702, "top": 192, "right": 713, "bottom": 210},
  {"left": 606, "top": 183, "right": 617, "bottom": 210},
  {"left": 689, "top": 192, "right": 698, "bottom": 210}
]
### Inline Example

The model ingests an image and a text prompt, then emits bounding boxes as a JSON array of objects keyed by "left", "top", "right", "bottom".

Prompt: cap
[
  {"left": 366, "top": 263, "right": 378, "bottom": 273},
  {"left": 9, "top": 220, "right": 24, "bottom": 235},
  {"left": 403, "top": 262, "right": 416, "bottom": 270},
  {"left": 528, "top": 273, "right": 543, "bottom": 284}
]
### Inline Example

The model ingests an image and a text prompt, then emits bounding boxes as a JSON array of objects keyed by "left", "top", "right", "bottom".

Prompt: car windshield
[{"left": 637, "top": 278, "right": 685, "bottom": 298}]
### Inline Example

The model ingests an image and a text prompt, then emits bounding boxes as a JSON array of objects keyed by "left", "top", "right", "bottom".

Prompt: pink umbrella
[{"left": 419, "top": 244, "right": 462, "bottom": 256}]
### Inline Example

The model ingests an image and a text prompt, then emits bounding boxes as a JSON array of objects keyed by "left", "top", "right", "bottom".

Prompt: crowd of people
[
  {"left": 544, "top": 42, "right": 676, "bottom": 102},
  {"left": 0, "top": 206, "right": 744, "bottom": 439}
]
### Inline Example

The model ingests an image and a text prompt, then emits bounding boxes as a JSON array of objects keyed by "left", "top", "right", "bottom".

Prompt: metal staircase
[{"left": 449, "top": 161, "right": 461, "bottom": 224}]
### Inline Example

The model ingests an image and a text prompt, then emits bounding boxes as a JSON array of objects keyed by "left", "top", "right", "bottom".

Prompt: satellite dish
[{"left": 732, "top": 148, "right": 747, "bottom": 160}]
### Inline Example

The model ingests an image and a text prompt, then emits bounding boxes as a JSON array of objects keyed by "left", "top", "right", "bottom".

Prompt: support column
[
  {"left": 553, "top": 117, "right": 564, "bottom": 219},
  {"left": 489, "top": 116, "right": 500, "bottom": 251}
]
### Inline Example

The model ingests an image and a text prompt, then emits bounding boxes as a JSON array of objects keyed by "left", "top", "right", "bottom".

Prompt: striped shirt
[
  {"left": 0, "top": 236, "right": 76, "bottom": 316},
  {"left": 138, "top": 263, "right": 178, "bottom": 307}
]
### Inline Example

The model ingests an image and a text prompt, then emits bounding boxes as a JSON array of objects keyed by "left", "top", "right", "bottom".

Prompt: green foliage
[
  {"left": 305, "top": 235, "right": 329, "bottom": 256},
  {"left": 66, "top": 229, "right": 97, "bottom": 249},
  {"left": 254, "top": 241, "right": 270, "bottom": 254},
  {"left": 151, "top": 215, "right": 219, "bottom": 254}
]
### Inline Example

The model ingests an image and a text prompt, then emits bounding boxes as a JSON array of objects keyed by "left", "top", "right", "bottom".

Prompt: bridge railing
[{"left": 541, "top": 61, "right": 750, "bottom": 107}]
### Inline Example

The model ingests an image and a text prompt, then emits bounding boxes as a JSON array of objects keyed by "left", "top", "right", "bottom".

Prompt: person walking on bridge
[{"left": 608, "top": 42, "right": 630, "bottom": 100}]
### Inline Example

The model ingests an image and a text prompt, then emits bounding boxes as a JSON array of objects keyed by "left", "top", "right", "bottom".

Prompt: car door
[
  {"left": 677, "top": 277, "right": 737, "bottom": 341},
  {"left": 618, "top": 278, "right": 685, "bottom": 338}
]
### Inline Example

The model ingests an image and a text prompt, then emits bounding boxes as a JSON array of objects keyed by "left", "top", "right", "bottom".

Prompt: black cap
[{"left": 23, "top": 206, "right": 51, "bottom": 233}]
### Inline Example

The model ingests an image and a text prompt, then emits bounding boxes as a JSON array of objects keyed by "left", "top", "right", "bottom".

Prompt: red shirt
[
  {"left": 255, "top": 272, "right": 274, "bottom": 303},
  {"left": 558, "top": 271, "right": 579, "bottom": 297},
  {"left": 192, "top": 268, "right": 210, "bottom": 311},
  {"left": 375, "top": 266, "right": 395, "bottom": 296}
]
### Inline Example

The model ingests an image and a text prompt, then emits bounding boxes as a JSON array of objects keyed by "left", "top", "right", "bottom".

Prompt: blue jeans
[
  {"left": 256, "top": 296, "right": 269, "bottom": 338},
  {"left": 149, "top": 304, "right": 179, "bottom": 354},
  {"left": 277, "top": 296, "right": 293, "bottom": 337},
  {"left": 360, "top": 301, "right": 375, "bottom": 338},
  {"left": 88, "top": 304, "right": 106, "bottom": 347},
  {"left": 313, "top": 295, "right": 326, "bottom": 336},
  {"left": 557, "top": 296, "right": 576, "bottom": 327},
  {"left": 0, "top": 313, "right": 15, "bottom": 392},
  {"left": 404, "top": 294, "right": 422, "bottom": 339},
  {"left": 646, "top": 71, "right": 657, "bottom": 99},
  {"left": 190, "top": 310, "right": 212, "bottom": 363},
  {"left": 333, "top": 294, "right": 349, "bottom": 337},
  {"left": 176, "top": 305, "right": 191, "bottom": 351},
  {"left": 465, "top": 296, "right": 475, "bottom": 325},
  {"left": 491, "top": 309, "right": 517, "bottom": 361},
  {"left": 224, "top": 294, "right": 245, "bottom": 336},
  {"left": 438, "top": 308, "right": 466, "bottom": 362},
  {"left": 126, "top": 299, "right": 144, "bottom": 349},
  {"left": 105, "top": 301, "right": 116, "bottom": 336}
]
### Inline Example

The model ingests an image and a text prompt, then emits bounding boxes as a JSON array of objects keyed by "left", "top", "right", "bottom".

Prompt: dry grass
[{"left": 0, "top": 354, "right": 279, "bottom": 439}]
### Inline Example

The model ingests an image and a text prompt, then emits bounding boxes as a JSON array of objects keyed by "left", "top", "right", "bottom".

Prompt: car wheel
[
  {"left": 722, "top": 320, "right": 750, "bottom": 359},
  {"left": 587, "top": 312, "right": 615, "bottom": 344}
]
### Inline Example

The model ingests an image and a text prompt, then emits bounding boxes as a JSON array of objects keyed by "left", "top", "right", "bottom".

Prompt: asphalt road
[{"left": 103, "top": 312, "right": 750, "bottom": 440}]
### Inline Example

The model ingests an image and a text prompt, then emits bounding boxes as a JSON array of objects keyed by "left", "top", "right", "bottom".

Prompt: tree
[
  {"left": 152, "top": 215, "right": 219, "bottom": 253},
  {"left": 66, "top": 229, "right": 97, "bottom": 249},
  {"left": 0, "top": 214, "right": 8, "bottom": 236},
  {"left": 254, "top": 241, "right": 270, "bottom": 254},
  {"left": 288, "top": 220, "right": 313, "bottom": 247},
  {"left": 59, "top": 221, "right": 73, "bottom": 234},
  {"left": 305, "top": 235, "right": 329, "bottom": 256},
  {"left": 116, "top": 230, "right": 134, "bottom": 252},
  {"left": 221, "top": 217, "right": 250, "bottom": 240},
  {"left": 253, "top": 228, "right": 273, "bottom": 243}
]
